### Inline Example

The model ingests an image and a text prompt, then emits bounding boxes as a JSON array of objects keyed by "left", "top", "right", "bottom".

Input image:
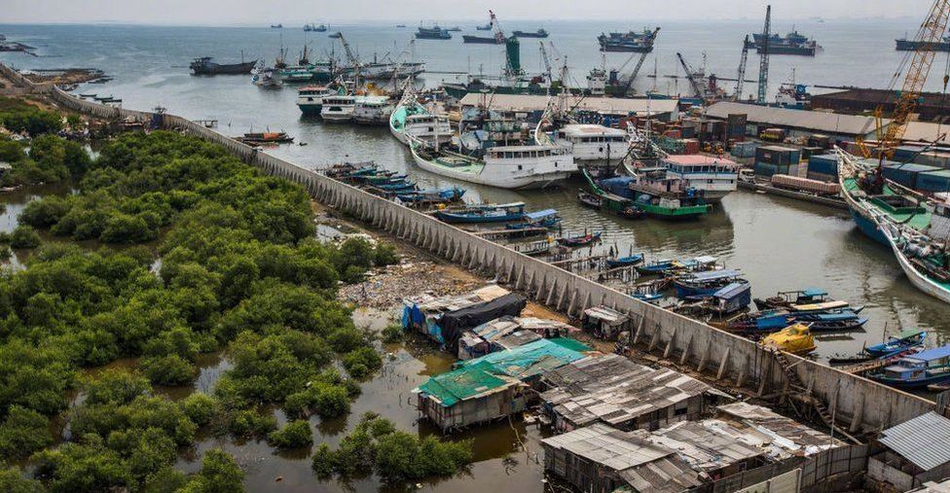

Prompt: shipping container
[
  {"left": 800, "top": 147, "right": 824, "bottom": 160},
  {"left": 808, "top": 154, "right": 839, "bottom": 177},
  {"left": 756, "top": 145, "right": 799, "bottom": 166},
  {"left": 759, "top": 128, "right": 787, "bottom": 142},
  {"left": 882, "top": 163, "right": 941, "bottom": 190},
  {"left": 753, "top": 162, "right": 789, "bottom": 177},
  {"left": 893, "top": 145, "right": 925, "bottom": 163},
  {"left": 771, "top": 174, "right": 841, "bottom": 195},
  {"left": 730, "top": 141, "right": 758, "bottom": 158},
  {"left": 914, "top": 169, "right": 950, "bottom": 193},
  {"left": 917, "top": 151, "right": 950, "bottom": 169},
  {"left": 681, "top": 138, "right": 700, "bottom": 154}
]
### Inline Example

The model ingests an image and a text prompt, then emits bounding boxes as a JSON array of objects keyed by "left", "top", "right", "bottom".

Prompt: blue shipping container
[
  {"left": 753, "top": 162, "right": 789, "bottom": 177},
  {"left": 883, "top": 163, "right": 941, "bottom": 190},
  {"left": 916, "top": 170, "right": 950, "bottom": 193},
  {"left": 808, "top": 154, "right": 839, "bottom": 177},
  {"left": 893, "top": 145, "right": 924, "bottom": 163}
]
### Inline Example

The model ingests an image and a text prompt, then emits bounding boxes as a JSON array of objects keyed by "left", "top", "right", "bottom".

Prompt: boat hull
[
  {"left": 297, "top": 103, "right": 323, "bottom": 116},
  {"left": 868, "top": 373, "right": 950, "bottom": 390},
  {"left": 463, "top": 35, "right": 504, "bottom": 44},
  {"left": 412, "top": 151, "right": 571, "bottom": 190},
  {"left": 191, "top": 60, "right": 258, "bottom": 75}
]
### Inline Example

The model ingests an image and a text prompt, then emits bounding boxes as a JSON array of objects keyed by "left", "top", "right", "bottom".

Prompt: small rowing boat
[
  {"left": 437, "top": 202, "right": 527, "bottom": 224},
  {"left": 557, "top": 232, "right": 602, "bottom": 248}
]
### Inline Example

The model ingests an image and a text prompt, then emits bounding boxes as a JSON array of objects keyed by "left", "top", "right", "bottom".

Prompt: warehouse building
[
  {"left": 705, "top": 101, "right": 884, "bottom": 142},
  {"left": 811, "top": 88, "right": 950, "bottom": 123},
  {"left": 458, "top": 93, "right": 680, "bottom": 121}
]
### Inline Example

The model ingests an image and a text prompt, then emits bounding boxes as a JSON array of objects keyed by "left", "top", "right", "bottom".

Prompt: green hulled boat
[{"left": 583, "top": 169, "right": 710, "bottom": 220}]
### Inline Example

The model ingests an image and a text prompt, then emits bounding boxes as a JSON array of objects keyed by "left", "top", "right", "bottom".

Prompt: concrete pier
[{"left": 4, "top": 62, "right": 935, "bottom": 436}]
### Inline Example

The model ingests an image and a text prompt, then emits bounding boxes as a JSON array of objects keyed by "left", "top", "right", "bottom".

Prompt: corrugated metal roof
[
  {"left": 584, "top": 305, "right": 628, "bottom": 324},
  {"left": 880, "top": 411, "right": 950, "bottom": 470},
  {"left": 542, "top": 423, "right": 673, "bottom": 470},
  {"left": 459, "top": 93, "right": 680, "bottom": 116},
  {"left": 705, "top": 101, "right": 886, "bottom": 136}
]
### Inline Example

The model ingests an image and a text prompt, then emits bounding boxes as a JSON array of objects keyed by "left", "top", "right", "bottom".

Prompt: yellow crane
[{"left": 859, "top": 0, "right": 950, "bottom": 159}]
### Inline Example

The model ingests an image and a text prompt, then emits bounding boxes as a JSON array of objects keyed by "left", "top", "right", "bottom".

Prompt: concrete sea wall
[{"left": 4, "top": 63, "right": 934, "bottom": 435}]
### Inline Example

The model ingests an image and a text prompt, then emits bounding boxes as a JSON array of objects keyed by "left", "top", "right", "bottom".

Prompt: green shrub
[
  {"left": 381, "top": 324, "right": 404, "bottom": 343},
  {"left": 342, "top": 347, "right": 382, "bottom": 379},
  {"left": 267, "top": 420, "right": 312, "bottom": 449},
  {"left": 181, "top": 393, "right": 216, "bottom": 427},
  {"left": 140, "top": 354, "right": 196, "bottom": 386},
  {"left": 9, "top": 225, "right": 40, "bottom": 249},
  {"left": 0, "top": 405, "right": 53, "bottom": 461}
]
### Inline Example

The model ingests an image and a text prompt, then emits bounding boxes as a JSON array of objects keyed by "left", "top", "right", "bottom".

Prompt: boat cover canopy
[
  {"left": 714, "top": 282, "right": 751, "bottom": 300},
  {"left": 896, "top": 329, "right": 926, "bottom": 340},
  {"left": 525, "top": 209, "right": 558, "bottom": 220},
  {"left": 692, "top": 255, "right": 718, "bottom": 264},
  {"left": 439, "top": 293, "right": 527, "bottom": 353},
  {"left": 800, "top": 288, "right": 828, "bottom": 297},
  {"left": 907, "top": 344, "right": 950, "bottom": 362},
  {"left": 685, "top": 269, "right": 741, "bottom": 282}
]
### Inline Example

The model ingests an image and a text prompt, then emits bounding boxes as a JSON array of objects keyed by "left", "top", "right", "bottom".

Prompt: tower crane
[
  {"left": 756, "top": 5, "right": 771, "bottom": 104},
  {"left": 676, "top": 52, "right": 706, "bottom": 100},
  {"left": 735, "top": 35, "right": 750, "bottom": 101}
]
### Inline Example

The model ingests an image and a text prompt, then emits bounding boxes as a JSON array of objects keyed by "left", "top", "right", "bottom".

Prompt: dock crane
[
  {"left": 539, "top": 41, "right": 553, "bottom": 86},
  {"left": 854, "top": 0, "right": 950, "bottom": 159},
  {"left": 756, "top": 5, "right": 771, "bottom": 104},
  {"left": 676, "top": 52, "right": 706, "bottom": 101},
  {"left": 489, "top": 10, "right": 506, "bottom": 44},
  {"left": 333, "top": 32, "right": 363, "bottom": 84},
  {"left": 735, "top": 35, "right": 750, "bottom": 101},
  {"left": 617, "top": 30, "right": 661, "bottom": 96}
]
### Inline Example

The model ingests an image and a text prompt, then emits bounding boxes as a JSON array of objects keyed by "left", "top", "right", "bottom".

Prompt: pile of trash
[{"left": 338, "top": 259, "right": 481, "bottom": 309}]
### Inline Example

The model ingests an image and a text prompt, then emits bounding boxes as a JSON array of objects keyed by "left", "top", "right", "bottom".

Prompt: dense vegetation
[
  {"left": 311, "top": 413, "right": 473, "bottom": 483},
  {"left": 0, "top": 128, "right": 472, "bottom": 491},
  {"left": 0, "top": 97, "right": 87, "bottom": 188}
]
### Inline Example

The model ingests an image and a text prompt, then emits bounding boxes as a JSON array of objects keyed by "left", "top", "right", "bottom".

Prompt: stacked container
[
  {"left": 754, "top": 145, "right": 801, "bottom": 177},
  {"left": 882, "top": 163, "right": 941, "bottom": 190},
  {"left": 916, "top": 169, "right": 950, "bottom": 193},
  {"left": 806, "top": 153, "right": 839, "bottom": 182},
  {"left": 731, "top": 141, "right": 758, "bottom": 159}
]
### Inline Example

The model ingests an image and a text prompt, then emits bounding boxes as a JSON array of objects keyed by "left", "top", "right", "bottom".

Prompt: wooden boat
[
  {"left": 436, "top": 202, "right": 527, "bottom": 224},
  {"left": 236, "top": 131, "right": 294, "bottom": 144},
  {"left": 761, "top": 324, "right": 817, "bottom": 356},
  {"left": 606, "top": 254, "right": 645, "bottom": 269},
  {"left": 716, "top": 309, "right": 868, "bottom": 334},
  {"left": 753, "top": 288, "right": 834, "bottom": 311},
  {"left": 505, "top": 209, "right": 561, "bottom": 230},
  {"left": 706, "top": 282, "right": 752, "bottom": 315},
  {"left": 867, "top": 345, "right": 950, "bottom": 389},
  {"left": 636, "top": 256, "right": 718, "bottom": 276},
  {"left": 865, "top": 329, "right": 927, "bottom": 358},
  {"left": 673, "top": 270, "right": 746, "bottom": 299},
  {"left": 395, "top": 187, "right": 465, "bottom": 204},
  {"left": 578, "top": 190, "right": 602, "bottom": 209},
  {"left": 557, "top": 232, "right": 602, "bottom": 248}
]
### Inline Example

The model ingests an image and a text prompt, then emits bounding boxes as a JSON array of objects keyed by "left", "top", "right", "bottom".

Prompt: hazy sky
[{"left": 2, "top": 0, "right": 930, "bottom": 25}]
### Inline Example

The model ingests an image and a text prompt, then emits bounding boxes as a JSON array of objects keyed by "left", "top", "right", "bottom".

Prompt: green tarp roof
[{"left": 418, "top": 338, "right": 590, "bottom": 407}]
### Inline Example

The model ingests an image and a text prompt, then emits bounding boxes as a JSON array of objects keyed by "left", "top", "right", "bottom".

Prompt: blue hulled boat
[
  {"left": 707, "top": 282, "right": 752, "bottom": 315},
  {"left": 606, "top": 253, "right": 645, "bottom": 269},
  {"left": 867, "top": 345, "right": 950, "bottom": 389},
  {"left": 437, "top": 202, "right": 527, "bottom": 224},
  {"left": 396, "top": 187, "right": 465, "bottom": 203},
  {"left": 864, "top": 330, "right": 927, "bottom": 358}
]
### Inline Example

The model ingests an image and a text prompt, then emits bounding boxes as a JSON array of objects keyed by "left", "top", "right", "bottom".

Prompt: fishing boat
[
  {"left": 867, "top": 345, "right": 950, "bottom": 389},
  {"left": 251, "top": 63, "right": 282, "bottom": 88},
  {"left": 598, "top": 28, "right": 659, "bottom": 52},
  {"left": 661, "top": 154, "right": 739, "bottom": 202},
  {"left": 576, "top": 190, "right": 645, "bottom": 220},
  {"left": 865, "top": 329, "right": 927, "bottom": 358},
  {"left": 747, "top": 31, "right": 818, "bottom": 56},
  {"left": 705, "top": 282, "right": 753, "bottom": 315},
  {"left": 395, "top": 187, "right": 465, "bottom": 204},
  {"left": 353, "top": 97, "right": 395, "bottom": 125},
  {"left": 390, "top": 95, "right": 453, "bottom": 147},
  {"left": 190, "top": 56, "right": 258, "bottom": 75},
  {"left": 320, "top": 95, "right": 360, "bottom": 122},
  {"left": 718, "top": 309, "right": 867, "bottom": 334},
  {"left": 557, "top": 232, "right": 602, "bottom": 248},
  {"left": 505, "top": 209, "right": 561, "bottom": 230},
  {"left": 761, "top": 324, "right": 817, "bottom": 356},
  {"left": 416, "top": 26, "right": 452, "bottom": 40},
  {"left": 553, "top": 124, "right": 628, "bottom": 165},
  {"left": 410, "top": 141, "right": 576, "bottom": 190},
  {"left": 753, "top": 288, "right": 834, "bottom": 311},
  {"left": 673, "top": 270, "right": 747, "bottom": 299},
  {"left": 838, "top": 150, "right": 950, "bottom": 304},
  {"left": 436, "top": 202, "right": 527, "bottom": 224},
  {"left": 606, "top": 254, "right": 645, "bottom": 269},
  {"left": 512, "top": 29, "right": 548, "bottom": 38},
  {"left": 631, "top": 292, "right": 663, "bottom": 303},
  {"left": 636, "top": 256, "right": 718, "bottom": 276},
  {"left": 236, "top": 131, "right": 294, "bottom": 144},
  {"left": 296, "top": 86, "right": 335, "bottom": 116},
  {"left": 586, "top": 169, "right": 711, "bottom": 221}
]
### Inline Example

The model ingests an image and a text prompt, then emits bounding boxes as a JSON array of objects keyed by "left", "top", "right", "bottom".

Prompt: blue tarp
[
  {"left": 909, "top": 345, "right": 950, "bottom": 362},
  {"left": 801, "top": 288, "right": 828, "bottom": 297},
  {"left": 714, "top": 282, "right": 750, "bottom": 301},
  {"left": 525, "top": 209, "right": 558, "bottom": 220}
]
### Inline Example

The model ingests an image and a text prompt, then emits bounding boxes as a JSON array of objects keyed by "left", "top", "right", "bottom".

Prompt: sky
[{"left": 1, "top": 0, "right": 930, "bottom": 25}]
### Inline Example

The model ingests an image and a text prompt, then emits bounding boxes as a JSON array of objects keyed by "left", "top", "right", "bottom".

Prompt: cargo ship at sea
[
  {"left": 896, "top": 35, "right": 950, "bottom": 52},
  {"left": 512, "top": 29, "right": 548, "bottom": 38},
  {"left": 189, "top": 56, "right": 258, "bottom": 75},
  {"left": 598, "top": 28, "right": 658, "bottom": 53},
  {"left": 416, "top": 25, "right": 452, "bottom": 40},
  {"left": 746, "top": 31, "right": 818, "bottom": 56}
]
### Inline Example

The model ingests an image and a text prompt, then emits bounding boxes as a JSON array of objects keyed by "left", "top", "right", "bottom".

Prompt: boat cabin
[
  {"left": 556, "top": 124, "right": 627, "bottom": 162},
  {"left": 661, "top": 154, "right": 739, "bottom": 201}
]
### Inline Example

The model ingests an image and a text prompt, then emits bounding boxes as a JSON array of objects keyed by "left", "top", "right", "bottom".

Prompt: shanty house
[
  {"left": 868, "top": 411, "right": 950, "bottom": 491},
  {"left": 416, "top": 338, "right": 589, "bottom": 431},
  {"left": 540, "top": 354, "right": 713, "bottom": 432},
  {"left": 582, "top": 305, "right": 630, "bottom": 340},
  {"left": 542, "top": 423, "right": 703, "bottom": 493}
]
